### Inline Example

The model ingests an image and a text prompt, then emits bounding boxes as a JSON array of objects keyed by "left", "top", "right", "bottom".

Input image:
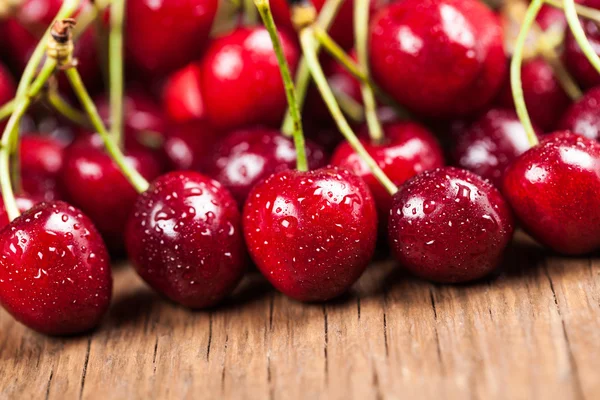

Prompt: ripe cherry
[
  {"left": 558, "top": 85, "right": 600, "bottom": 140},
  {"left": 125, "top": 0, "right": 218, "bottom": 76},
  {"left": 0, "top": 201, "right": 112, "bottom": 335},
  {"left": 389, "top": 167, "right": 514, "bottom": 283},
  {"left": 503, "top": 131, "right": 600, "bottom": 255},
  {"left": 125, "top": 171, "right": 247, "bottom": 308},
  {"left": 243, "top": 167, "right": 377, "bottom": 302},
  {"left": 0, "top": 194, "right": 40, "bottom": 230},
  {"left": 452, "top": 108, "right": 543, "bottom": 187},
  {"left": 205, "top": 128, "right": 327, "bottom": 207},
  {"left": 60, "top": 135, "right": 162, "bottom": 252},
  {"left": 200, "top": 27, "right": 300, "bottom": 131},
  {"left": 162, "top": 63, "right": 205, "bottom": 123},
  {"left": 564, "top": 0, "right": 600, "bottom": 88},
  {"left": 164, "top": 120, "right": 217, "bottom": 171},
  {"left": 369, "top": 0, "right": 506, "bottom": 118},
  {"left": 331, "top": 121, "right": 444, "bottom": 220},
  {"left": 20, "top": 135, "right": 66, "bottom": 201},
  {"left": 0, "top": 62, "right": 15, "bottom": 107}
]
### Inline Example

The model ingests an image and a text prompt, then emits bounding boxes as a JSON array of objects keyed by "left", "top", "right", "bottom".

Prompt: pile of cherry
[{"left": 0, "top": 0, "right": 599, "bottom": 336}]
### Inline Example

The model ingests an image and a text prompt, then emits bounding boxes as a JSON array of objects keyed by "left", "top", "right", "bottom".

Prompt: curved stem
[
  {"left": 332, "top": 86, "right": 364, "bottom": 122},
  {"left": 546, "top": 0, "right": 600, "bottom": 23},
  {"left": 354, "top": 0, "right": 382, "bottom": 143},
  {"left": 281, "top": 0, "right": 345, "bottom": 136},
  {"left": 255, "top": 0, "right": 307, "bottom": 171},
  {"left": 300, "top": 28, "right": 398, "bottom": 195},
  {"left": 537, "top": 32, "right": 582, "bottom": 100},
  {"left": 74, "top": 0, "right": 114, "bottom": 39},
  {"left": 511, "top": 0, "right": 542, "bottom": 148},
  {"left": 64, "top": 67, "right": 150, "bottom": 193},
  {"left": 109, "top": 0, "right": 125, "bottom": 148},
  {"left": 46, "top": 90, "right": 92, "bottom": 128},
  {"left": 564, "top": 0, "right": 600, "bottom": 76},
  {"left": 0, "top": 100, "right": 15, "bottom": 122}
]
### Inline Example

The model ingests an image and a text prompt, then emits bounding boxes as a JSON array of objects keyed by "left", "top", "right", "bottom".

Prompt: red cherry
[
  {"left": 0, "top": 194, "right": 41, "bottom": 230},
  {"left": 331, "top": 121, "right": 444, "bottom": 219},
  {"left": 126, "top": 171, "right": 247, "bottom": 308},
  {"left": 503, "top": 131, "right": 600, "bottom": 254},
  {"left": 243, "top": 167, "right": 377, "bottom": 301},
  {"left": 0, "top": 62, "right": 15, "bottom": 106},
  {"left": 496, "top": 58, "right": 571, "bottom": 131},
  {"left": 205, "top": 128, "right": 327, "bottom": 207},
  {"left": 536, "top": 3, "right": 567, "bottom": 32},
  {"left": 19, "top": 135, "right": 66, "bottom": 201},
  {"left": 126, "top": 0, "right": 218, "bottom": 76},
  {"left": 200, "top": 27, "right": 300, "bottom": 130},
  {"left": 60, "top": 135, "right": 162, "bottom": 251},
  {"left": 453, "top": 108, "right": 543, "bottom": 187},
  {"left": 389, "top": 167, "right": 514, "bottom": 283},
  {"left": 0, "top": 201, "right": 112, "bottom": 335},
  {"left": 564, "top": 0, "right": 600, "bottom": 88},
  {"left": 369, "top": 0, "right": 506, "bottom": 118},
  {"left": 558, "top": 85, "right": 600, "bottom": 140},
  {"left": 164, "top": 120, "right": 217, "bottom": 171},
  {"left": 162, "top": 63, "right": 205, "bottom": 122}
]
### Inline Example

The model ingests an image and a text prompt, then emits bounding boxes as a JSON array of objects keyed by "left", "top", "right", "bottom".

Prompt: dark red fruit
[
  {"left": 0, "top": 201, "right": 112, "bottom": 335},
  {"left": 205, "top": 128, "right": 327, "bottom": 207},
  {"left": 164, "top": 120, "right": 217, "bottom": 171},
  {"left": 0, "top": 194, "right": 41, "bottom": 230},
  {"left": 20, "top": 135, "right": 65, "bottom": 201},
  {"left": 331, "top": 121, "right": 444, "bottom": 218},
  {"left": 564, "top": 0, "right": 600, "bottom": 88},
  {"left": 60, "top": 135, "right": 162, "bottom": 251},
  {"left": 503, "top": 131, "right": 600, "bottom": 254},
  {"left": 162, "top": 63, "right": 205, "bottom": 122},
  {"left": 558, "top": 86, "right": 600, "bottom": 141},
  {"left": 497, "top": 58, "right": 571, "bottom": 131},
  {"left": 126, "top": 171, "right": 247, "bottom": 308},
  {"left": 126, "top": 0, "right": 218, "bottom": 76},
  {"left": 389, "top": 167, "right": 514, "bottom": 283},
  {"left": 369, "top": 0, "right": 506, "bottom": 118},
  {"left": 0, "top": 62, "right": 15, "bottom": 107},
  {"left": 243, "top": 168, "right": 377, "bottom": 301},
  {"left": 200, "top": 27, "right": 300, "bottom": 130},
  {"left": 453, "top": 108, "right": 542, "bottom": 187}
]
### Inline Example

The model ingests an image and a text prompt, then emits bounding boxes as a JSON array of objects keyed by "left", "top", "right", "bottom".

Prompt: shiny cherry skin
[
  {"left": 243, "top": 167, "right": 377, "bottom": 302},
  {"left": 369, "top": 0, "right": 505, "bottom": 118},
  {"left": 453, "top": 108, "right": 543, "bottom": 187},
  {"left": 126, "top": 171, "right": 247, "bottom": 308},
  {"left": 20, "top": 135, "right": 65, "bottom": 201},
  {"left": 205, "top": 128, "right": 327, "bottom": 207},
  {"left": 0, "top": 194, "right": 41, "bottom": 230},
  {"left": 164, "top": 120, "right": 217, "bottom": 171},
  {"left": 126, "top": 0, "right": 218, "bottom": 76},
  {"left": 60, "top": 135, "right": 162, "bottom": 251},
  {"left": 0, "top": 62, "right": 15, "bottom": 107},
  {"left": 200, "top": 27, "right": 300, "bottom": 131},
  {"left": 496, "top": 58, "right": 571, "bottom": 132},
  {"left": 558, "top": 86, "right": 600, "bottom": 141},
  {"left": 389, "top": 167, "right": 514, "bottom": 283},
  {"left": 331, "top": 121, "right": 445, "bottom": 219},
  {"left": 0, "top": 201, "right": 112, "bottom": 335},
  {"left": 162, "top": 63, "right": 205, "bottom": 122},
  {"left": 503, "top": 131, "right": 600, "bottom": 255},
  {"left": 564, "top": 0, "right": 600, "bottom": 88}
]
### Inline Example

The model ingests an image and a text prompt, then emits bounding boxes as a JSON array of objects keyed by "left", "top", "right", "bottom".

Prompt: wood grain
[{"left": 0, "top": 233, "right": 599, "bottom": 400}]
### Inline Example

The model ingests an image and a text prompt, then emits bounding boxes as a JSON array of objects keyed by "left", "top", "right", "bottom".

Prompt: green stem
[
  {"left": 300, "top": 28, "right": 398, "bottom": 195},
  {"left": 0, "top": 100, "right": 15, "bottom": 122},
  {"left": 74, "top": 0, "right": 114, "bottom": 39},
  {"left": 546, "top": 0, "right": 600, "bottom": 23},
  {"left": 354, "top": 0, "right": 383, "bottom": 143},
  {"left": 564, "top": 0, "right": 600, "bottom": 76},
  {"left": 64, "top": 67, "right": 150, "bottom": 193},
  {"left": 332, "top": 86, "right": 364, "bottom": 122},
  {"left": 46, "top": 90, "right": 92, "bottom": 128},
  {"left": 255, "top": 0, "right": 308, "bottom": 171},
  {"left": 244, "top": 0, "right": 258, "bottom": 25},
  {"left": 109, "top": 0, "right": 125, "bottom": 148},
  {"left": 281, "top": 0, "right": 345, "bottom": 136},
  {"left": 537, "top": 33, "right": 582, "bottom": 100},
  {"left": 510, "top": 0, "right": 542, "bottom": 148}
]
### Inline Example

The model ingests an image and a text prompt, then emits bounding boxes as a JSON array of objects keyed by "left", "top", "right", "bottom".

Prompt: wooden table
[{"left": 1, "top": 233, "right": 599, "bottom": 400}]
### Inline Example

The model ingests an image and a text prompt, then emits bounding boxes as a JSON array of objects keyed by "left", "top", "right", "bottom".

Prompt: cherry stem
[
  {"left": 244, "top": 0, "right": 258, "bottom": 25},
  {"left": 281, "top": 0, "right": 345, "bottom": 136},
  {"left": 45, "top": 90, "right": 92, "bottom": 128},
  {"left": 546, "top": 0, "right": 600, "bottom": 23},
  {"left": 536, "top": 31, "right": 582, "bottom": 100},
  {"left": 109, "top": 0, "right": 125, "bottom": 149},
  {"left": 0, "top": 100, "right": 15, "bottom": 122},
  {"left": 300, "top": 27, "right": 398, "bottom": 195},
  {"left": 333, "top": 86, "right": 364, "bottom": 122},
  {"left": 511, "top": 0, "right": 542, "bottom": 148},
  {"left": 74, "top": 0, "right": 113, "bottom": 39},
  {"left": 354, "top": 0, "right": 383, "bottom": 143},
  {"left": 64, "top": 67, "right": 150, "bottom": 193},
  {"left": 564, "top": 0, "right": 600, "bottom": 76}
]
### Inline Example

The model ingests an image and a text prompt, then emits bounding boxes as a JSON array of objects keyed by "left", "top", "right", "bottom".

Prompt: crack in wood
[
  {"left": 357, "top": 297, "right": 361, "bottom": 321},
  {"left": 372, "top": 365, "right": 383, "bottom": 400},
  {"left": 220, "top": 334, "right": 229, "bottom": 392},
  {"left": 152, "top": 336, "right": 159, "bottom": 374},
  {"left": 207, "top": 313, "right": 213, "bottom": 362},
  {"left": 269, "top": 293, "right": 274, "bottom": 331},
  {"left": 44, "top": 369, "right": 53, "bottom": 400},
  {"left": 79, "top": 338, "right": 91, "bottom": 400},
  {"left": 322, "top": 305, "right": 329, "bottom": 384},
  {"left": 382, "top": 287, "right": 389, "bottom": 358},
  {"left": 429, "top": 287, "right": 444, "bottom": 373}
]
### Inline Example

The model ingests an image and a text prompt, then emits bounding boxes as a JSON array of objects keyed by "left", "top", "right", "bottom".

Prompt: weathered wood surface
[{"left": 0, "top": 233, "right": 599, "bottom": 400}]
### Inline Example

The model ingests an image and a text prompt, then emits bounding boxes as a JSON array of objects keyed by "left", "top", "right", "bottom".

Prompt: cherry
[
  {"left": 0, "top": 194, "right": 40, "bottom": 230},
  {"left": 452, "top": 108, "right": 543, "bottom": 187},
  {"left": 164, "top": 120, "right": 217, "bottom": 171},
  {"left": 205, "top": 128, "right": 327, "bottom": 207},
  {"left": 243, "top": 167, "right": 377, "bottom": 302},
  {"left": 388, "top": 167, "right": 514, "bottom": 283},
  {"left": 564, "top": 0, "right": 600, "bottom": 88},
  {"left": 0, "top": 201, "right": 112, "bottom": 335},
  {"left": 0, "top": 62, "right": 15, "bottom": 107},
  {"left": 331, "top": 121, "right": 445, "bottom": 220},
  {"left": 558, "top": 85, "right": 600, "bottom": 140},
  {"left": 369, "top": 0, "right": 506, "bottom": 118},
  {"left": 125, "top": 171, "right": 247, "bottom": 308},
  {"left": 496, "top": 57, "right": 571, "bottom": 132},
  {"left": 161, "top": 62, "right": 205, "bottom": 123},
  {"left": 125, "top": 0, "right": 218, "bottom": 76},
  {"left": 19, "top": 135, "right": 66, "bottom": 201},
  {"left": 503, "top": 131, "right": 600, "bottom": 254},
  {"left": 200, "top": 27, "right": 300, "bottom": 131},
  {"left": 60, "top": 135, "right": 162, "bottom": 252}
]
